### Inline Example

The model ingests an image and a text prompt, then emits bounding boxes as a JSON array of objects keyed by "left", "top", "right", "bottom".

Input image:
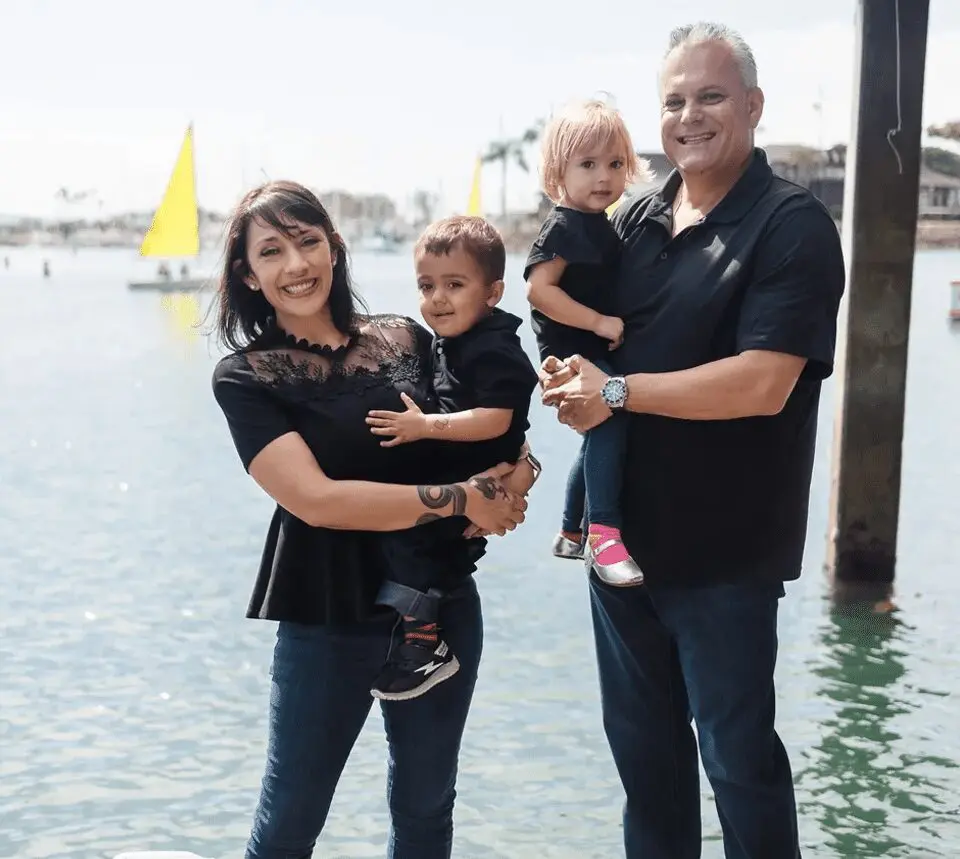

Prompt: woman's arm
[{"left": 248, "top": 431, "right": 525, "bottom": 533}]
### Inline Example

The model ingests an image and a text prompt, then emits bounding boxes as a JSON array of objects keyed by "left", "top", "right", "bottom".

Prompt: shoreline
[{"left": 2, "top": 219, "right": 958, "bottom": 254}]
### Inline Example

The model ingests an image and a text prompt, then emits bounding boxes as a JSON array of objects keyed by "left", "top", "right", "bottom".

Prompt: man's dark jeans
[
  {"left": 589, "top": 575, "right": 801, "bottom": 859},
  {"left": 244, "top": 581, "right": 483, "bottom": 859}
]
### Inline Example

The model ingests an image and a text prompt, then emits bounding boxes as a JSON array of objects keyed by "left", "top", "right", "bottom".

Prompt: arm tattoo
[
  {"left": 415, "top": 483, "right": 467, "bottom": 525},
  {"left": 468, "top": 476, "right": 506, "bottom": 500},
  {"left": 432, "top": 416, "right": 451, "bottom": 432}
]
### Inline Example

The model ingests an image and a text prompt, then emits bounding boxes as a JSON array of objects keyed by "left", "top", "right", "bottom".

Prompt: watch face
[{"left": 602, "top": 377, "right": 627, "bottom": 407}]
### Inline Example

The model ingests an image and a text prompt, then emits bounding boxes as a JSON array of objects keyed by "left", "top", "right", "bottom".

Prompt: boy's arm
[
  {"left": 419, "top": 406, "right": 512, "bottom": 442},
  {"left": 366, "top": 392, "right": 512, "bottom": 447}
]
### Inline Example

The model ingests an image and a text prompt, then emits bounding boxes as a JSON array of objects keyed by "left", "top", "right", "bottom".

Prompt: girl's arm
[
  {"left": 527, "top": 257, "right": 607, "bottom": 332},
  {"left": 248, "top": 431, "right": 525, "bottom": 533}
]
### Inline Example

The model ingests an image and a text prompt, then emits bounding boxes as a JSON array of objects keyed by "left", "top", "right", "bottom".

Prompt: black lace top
[{"left": 212, "top": 313, "right": 481, "bottom": 625}]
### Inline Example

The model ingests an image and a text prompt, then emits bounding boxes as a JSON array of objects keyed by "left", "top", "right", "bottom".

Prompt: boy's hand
[
  {"left": 593, "top": 315, "right": 624, "bottom": 350},
  {"left": 366, "top": 393, "right": 430, "bottom": 447}
]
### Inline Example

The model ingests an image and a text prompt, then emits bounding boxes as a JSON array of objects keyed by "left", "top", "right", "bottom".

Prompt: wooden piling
[{"left": 825, "top": 0, "right": 930, "bottom": 604}]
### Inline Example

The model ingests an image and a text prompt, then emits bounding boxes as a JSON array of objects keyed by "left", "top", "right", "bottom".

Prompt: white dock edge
[{"left": 113, "top": 853, "right": 209, "bottom": 859}]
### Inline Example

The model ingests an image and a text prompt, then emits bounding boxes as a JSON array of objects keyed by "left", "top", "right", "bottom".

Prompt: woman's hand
[
  {"left": 460, "top": 462, "right": 527, "bottom": 536},
  {"left": 463, "top": 455, "right": 537, "bottom": 538}
]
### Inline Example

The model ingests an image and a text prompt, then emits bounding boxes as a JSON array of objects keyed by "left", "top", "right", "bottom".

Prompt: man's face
[{"left": 659, "top": 40, "right": 764, "bottom": 179}]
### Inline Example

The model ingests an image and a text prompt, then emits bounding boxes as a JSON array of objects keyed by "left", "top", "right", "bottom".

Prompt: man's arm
[
  {"left": 543, "top": 203, "right": 844, "bottom": 428},
  {"left": 623, "top": 350, "right": 807, "bottom": 419},
  {"left": 543, "top": 351, "right": 804, "bottom": 428}
]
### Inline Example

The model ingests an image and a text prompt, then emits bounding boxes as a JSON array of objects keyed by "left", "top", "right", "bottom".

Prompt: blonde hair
[{"left": 539, "top": 99, "right": 651, "bottom": 203}]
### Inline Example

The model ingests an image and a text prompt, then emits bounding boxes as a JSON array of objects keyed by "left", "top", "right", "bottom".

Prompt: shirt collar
[{"left": 644, "top": 147, "right": 774, "bottom": 227}]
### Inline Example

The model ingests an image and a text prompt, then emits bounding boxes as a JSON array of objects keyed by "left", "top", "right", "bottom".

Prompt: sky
[{"left": 1, "top": 0, "right": 958, "bottom": 219}]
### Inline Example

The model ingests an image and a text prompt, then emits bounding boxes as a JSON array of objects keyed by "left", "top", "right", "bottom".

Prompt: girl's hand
[{"left": 593, "top": 315, "right": 624, "bottom": 350}]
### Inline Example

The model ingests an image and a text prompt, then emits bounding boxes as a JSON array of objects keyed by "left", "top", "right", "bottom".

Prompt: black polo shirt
[
  {"left": 432, "top": 307, "right": 539, "bottom": 479},
  {"left": 609, "top": 148, "right": 845, "bottom": 586},
  {"left": 523, "top": 206, "right": 621, "bottom": 363}
]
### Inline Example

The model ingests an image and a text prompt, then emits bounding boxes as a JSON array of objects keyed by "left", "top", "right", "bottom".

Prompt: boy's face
[{"left": 415, "top": 245, "right": 503, "bottom": 338}]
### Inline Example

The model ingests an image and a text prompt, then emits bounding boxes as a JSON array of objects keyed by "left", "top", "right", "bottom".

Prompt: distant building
[
  {"left": 763, "top": 144, "right": 846, "bottom": 218},
  {"left": 918, "top": 168, "right": 960, "bottom": 219}
]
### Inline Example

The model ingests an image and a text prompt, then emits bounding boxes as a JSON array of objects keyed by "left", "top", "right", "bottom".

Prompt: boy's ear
[{"left": 487, "top": 279, "right": 505, "bottom": 306}]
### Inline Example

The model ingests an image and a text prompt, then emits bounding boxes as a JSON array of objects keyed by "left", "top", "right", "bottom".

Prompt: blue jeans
[
  {"left": 589, "top": 576, "right": 800, "bottom": 859},
  {"left": 245, "top": 580, "right": 483, "bottom": 859},
  {"left": 562, "top": 360, "right": 627, "bottom": 531}
]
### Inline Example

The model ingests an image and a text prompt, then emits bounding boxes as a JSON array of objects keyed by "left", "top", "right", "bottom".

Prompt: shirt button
[{"left": 660, "top": 251, "right": 668, "bottom": 260}]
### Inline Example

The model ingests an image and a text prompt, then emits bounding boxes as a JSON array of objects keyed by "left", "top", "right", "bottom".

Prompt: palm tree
[{"left": 481, "top": 119, "right": 545, "bottom": 218}]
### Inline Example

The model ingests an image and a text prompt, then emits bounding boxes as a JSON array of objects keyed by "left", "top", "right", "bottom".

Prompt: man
[{"left": 540, "top": 22, "right": 845, "bottom": 859}]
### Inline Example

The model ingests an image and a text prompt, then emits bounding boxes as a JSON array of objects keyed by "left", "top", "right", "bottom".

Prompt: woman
[{"left": 210, "top": 180, "right": 537, "bottom": 859}]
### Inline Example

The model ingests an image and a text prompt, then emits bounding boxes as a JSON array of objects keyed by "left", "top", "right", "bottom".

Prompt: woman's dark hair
[{"left": 211, "top": 180, "right": 365, "bottom": 352}]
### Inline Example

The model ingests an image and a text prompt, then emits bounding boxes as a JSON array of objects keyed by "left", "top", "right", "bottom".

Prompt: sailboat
[
  {"left": 127, "top": 125, "right": 208, "bottom": 292},
  {"left": 465, "top": 156, "right": 483, "bottom": 216}
]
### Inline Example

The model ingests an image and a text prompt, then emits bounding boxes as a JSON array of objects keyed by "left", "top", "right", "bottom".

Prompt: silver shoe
[
  {"left": 551, "top": 533, "right": 584, "bottom": 560},
  {"left": 586, "top": 537, "right": 644, "bottom": 587}
]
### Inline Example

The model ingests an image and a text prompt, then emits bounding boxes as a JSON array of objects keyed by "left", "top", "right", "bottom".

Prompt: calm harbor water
[{"left": 1, "top": 245, "right": 959, "bottom": 859}]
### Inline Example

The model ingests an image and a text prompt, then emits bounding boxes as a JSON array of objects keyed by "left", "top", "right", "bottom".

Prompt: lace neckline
[{"left": 271, "top": 319, "right": 358, "bottom": 359}]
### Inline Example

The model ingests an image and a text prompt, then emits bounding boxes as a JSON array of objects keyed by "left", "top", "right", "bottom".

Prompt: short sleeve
[
  {"left": 523, "top": 209, "right": 603, "bottom": 280},
  {"left": 212, "top": 355, "right": 295, "bottom": 471},
  {"left": 460, "top": 333, "right": 539, "bottom": 411},
  {"left": 736, "top": 204, "right": 845, "bottom": 380}
]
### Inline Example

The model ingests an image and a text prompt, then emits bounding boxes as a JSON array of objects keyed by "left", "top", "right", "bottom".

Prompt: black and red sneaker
[{"left": 370, "top": 627, "right": 460, "bottom": 701}]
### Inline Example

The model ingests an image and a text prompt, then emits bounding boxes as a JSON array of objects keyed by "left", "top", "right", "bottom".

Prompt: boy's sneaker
[{"left": 371, "top": 636, "right": 460, "bottom": 701}]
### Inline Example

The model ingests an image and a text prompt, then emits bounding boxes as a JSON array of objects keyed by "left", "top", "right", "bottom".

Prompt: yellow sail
[
  {"left": 465, "top": 156, "right": 483, "bottom": 216},
  {"left": 140, "top": 125, "right": 199, "bottom": 257}
]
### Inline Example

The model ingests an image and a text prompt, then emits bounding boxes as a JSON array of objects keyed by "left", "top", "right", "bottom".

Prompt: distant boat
[
  {"left": 352, "top": 231, "right": 404, "bottom": 254},
  {"left": 128, "top": 125, "right": 208, "bottom": 293}
]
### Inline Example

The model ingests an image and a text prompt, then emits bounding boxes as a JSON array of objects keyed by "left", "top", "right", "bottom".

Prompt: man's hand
[
  {"left": 366, "top": 393, "right": 429, "bottom": 447},
  {"left": 538, "top": 355, "right": 578, "bottom": 403},
  {"left": 542, "top": 355, "right": 613, "bottom": 432}
]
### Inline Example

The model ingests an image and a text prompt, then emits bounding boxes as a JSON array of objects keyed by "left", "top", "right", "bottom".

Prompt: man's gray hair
[{"left": 666, "top": 22, "right": 758, "bottom": 89}]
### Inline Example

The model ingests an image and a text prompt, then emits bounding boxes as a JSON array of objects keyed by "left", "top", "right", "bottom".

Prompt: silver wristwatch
[{"left": 600, "top": 375, "right": 628, "bottom": 410}]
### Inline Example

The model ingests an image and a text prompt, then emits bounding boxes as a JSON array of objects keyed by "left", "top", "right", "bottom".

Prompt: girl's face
[
  {"left": 242, "top": 217, "right": 338, "bottom": 325},
  {"left": 560, "top": 138, "right": 629, "bottom": 213}
]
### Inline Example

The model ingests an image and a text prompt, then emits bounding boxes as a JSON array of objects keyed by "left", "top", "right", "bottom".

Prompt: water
[{"left": 1, "top": 245, "right": 958, "bottom": 859}]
